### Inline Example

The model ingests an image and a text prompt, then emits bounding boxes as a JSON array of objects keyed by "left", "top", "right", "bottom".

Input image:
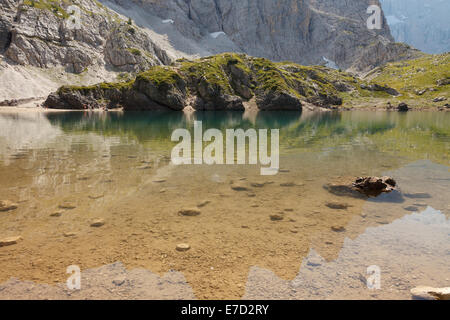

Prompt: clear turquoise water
[{"left": 0, "top": 110, "right": 448, "bottom": 299}]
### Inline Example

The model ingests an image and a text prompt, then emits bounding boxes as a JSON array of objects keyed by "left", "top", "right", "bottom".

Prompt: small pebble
[
  {"left": 137, "top": 165, "right": 152, "bottom": 170},
  {"left": 326, "top": 202, "right": 350, "bottom": 210},
  {"left": 59, "top": 203, "right": 76, "bottom": 210},
  {"left": 270, "top": 215, "right": 284, "bottom": 221},
  {"left": 90, "top": 219, "right": 105, "bottom": 227},
  {"left": 176, "top": 243, "right": 191, "bottom": 252},
  {"left": 280, "top": 182, "right": 296, "bottom": 187},
  {"left": 89, "top": 194, "right": 104, "bottom": 200},
  {"left": 0, "top": 236, "right": 22, "bottom": 247},
  {"left": 197, "top": 200, "right": 211, "bottom": 208},
  {"left": 112, "top": 278, "right": 126, "bottom": 286},
  {"left": 231, "top": 183, "right": 249, "bottom": 191},
  {"left": 50, "top": 211, "right": 63, "bottom": 217},
  {"left": 331, "top": 226, "right": 346, "bottom": 232},
  {"left": 0, "top": 200, "right": 18, "bottom": 212},
  {"left": 63, "top": 232, "right": 77, "bottom": 237},
  {"left": 179, "top": 208, "right": 201, "bottom": 217}
]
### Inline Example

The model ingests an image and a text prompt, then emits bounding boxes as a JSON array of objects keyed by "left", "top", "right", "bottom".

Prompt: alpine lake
[{"left": 0, "top": 109, "right": 448, "bottom": 299}]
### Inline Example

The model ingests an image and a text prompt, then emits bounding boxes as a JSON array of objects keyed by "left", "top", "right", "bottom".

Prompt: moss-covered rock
[
  {"left": 134, "top": 67, "right": 187, "bottom": 110},
  {"left": 44, "top": 53, "right": 401, "bottom": 111}
]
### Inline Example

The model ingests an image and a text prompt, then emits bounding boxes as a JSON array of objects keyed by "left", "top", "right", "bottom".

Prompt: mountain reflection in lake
[{"left": 0, "top": 110, "right": 448, "bottom": 299}]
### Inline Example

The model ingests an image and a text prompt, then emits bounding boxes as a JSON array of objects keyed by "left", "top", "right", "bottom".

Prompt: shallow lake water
[{"left": 0, "top": 109, "right": 448, "bottom": 299}]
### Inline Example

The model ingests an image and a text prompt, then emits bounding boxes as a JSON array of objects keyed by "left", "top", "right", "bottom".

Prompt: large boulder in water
[
  {"left": 352, "top": 176, "right": 397, "bottom": 197},
  {"left": 324, "top": 176, "right": 397, "bottom": 198}
]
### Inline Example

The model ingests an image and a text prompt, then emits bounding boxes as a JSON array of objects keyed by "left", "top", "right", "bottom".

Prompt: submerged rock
[
  {"left": 270, "top": 215, "right": 284, "bottom": 221},
  {"left": 352, "top": 176, "right": 397, "bottom": 197},
  {"left": 137, "top": 165, "right": 152, "bottom": 170},
  {"left": 90, "top": 219, "right": 105, "bottom": 227},
  {"left": 250, "top": 182, "right": 270, "bottom": 188},
  {"left": 58, "top": 203, "right": 77, "bottom": 210},
  {"left": 306, "top": 257, "right": 322, "bottom": 267},
  {"left": 89, "top": 194, "right": 105, "bottom": 200},
  {"left": 404, "top": 193, "right": 432, "bottom": 199},
  {"left": 325, "top": 202, "right": 351, "bottom": 210},
  {"left": 231, "top": 182, "right": 250, "bottom": 192},
  {"left": 280, "top": 182, "right": 296, "bottom": 187},
  {"left": 0, "top": 200, "right": 18, "bottom": 212},
  {"left": 179, "top": 208, "right": 201, "bottom": 217},
  {"left": 0, "top": 236, "right": 22, "bottom": 247},
  {"left": 63, "top": 232, "right": 77, "bottom": 238},
  {"left": 50, "top": 211, "right": 63, "bottom": 217},
  {"left": 323, "top": 183, "right": 366, "bottom": 199},
  {"left": 411, "top": 286, "right": 450, "bottom": 300},
  {"left": 331, "top": 226, "right": 346, "bottom": 232},
  {"left": 197, "top": 200, "right": 211, "bottom": 208},
  {"left": 176, "top": 243, "right": 191, "bottom": 252}
]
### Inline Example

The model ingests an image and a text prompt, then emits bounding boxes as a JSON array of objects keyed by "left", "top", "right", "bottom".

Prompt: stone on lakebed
[
  {"left": 176, "top": 243, "right": 191, "bottom": 252},
  {"left": 179, "top": 208, "right": 201, "bottom": 217},
  {"left": 90, "top": 219, "right": 105, "bottom": 227},
  {"left": 0, "top": 236, "right": 22, "bottom": 247},
  {"left": 0, "top": 200, "right": 18, "bottom": 212}
]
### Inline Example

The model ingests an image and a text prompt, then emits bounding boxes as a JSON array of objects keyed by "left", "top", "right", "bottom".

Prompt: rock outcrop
[
  {"left": 44, "top": 53, "right": 399, "bottom": 111},
  {"left": 0, "top": 0, "right": 170, "bottom": 74},
  {"left": 106, "top": 0, "right": 419, "bottom": 72},
  {"left": 0, "top": 0, "right": 15, "bottom": 53}
]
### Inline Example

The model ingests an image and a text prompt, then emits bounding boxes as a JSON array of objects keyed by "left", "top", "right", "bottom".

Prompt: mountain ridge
[{"left": 0, "top": 0, "right": 423, "bottom": 102}]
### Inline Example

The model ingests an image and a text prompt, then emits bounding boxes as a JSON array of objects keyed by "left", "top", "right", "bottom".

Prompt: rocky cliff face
[
  {"left": 380, "top": 0, "right": 450, "bottom": 54},
  {"left": 105, "top": 0, "right": 418, "bottom": 72},
  {"left": 0, "top": 0, "right": 170, "bottom": 74}
]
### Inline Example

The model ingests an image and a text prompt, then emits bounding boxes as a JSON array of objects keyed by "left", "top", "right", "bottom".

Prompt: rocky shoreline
[{"left": 42, "top": 53, "right": 402, "bottom": 112}]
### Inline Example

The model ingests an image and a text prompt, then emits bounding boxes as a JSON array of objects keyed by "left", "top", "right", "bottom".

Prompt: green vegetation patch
[
  {"left": 136, "top": 66, "right": 182, "bottom": 89},
  {"left": 23, "top": 0, "right": 74, "bottom": 19},
  {"left": 58, "top": 80, "right": 133, "bottom": 94},
  {"left": 179, "top": 53, "right": 250, "bottom": 94},
  {"left": 371, "top": 53, "right": 450, "bottom": 98},
  {"left": 127, "top": 48, "right": 142, "bottom": 56}
]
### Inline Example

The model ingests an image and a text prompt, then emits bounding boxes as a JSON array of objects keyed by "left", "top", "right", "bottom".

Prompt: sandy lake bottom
[{"left": 0, "top": 109, "right": 448, "bottom": 299}]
